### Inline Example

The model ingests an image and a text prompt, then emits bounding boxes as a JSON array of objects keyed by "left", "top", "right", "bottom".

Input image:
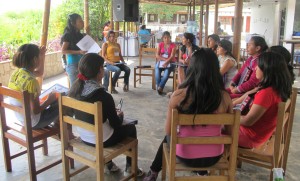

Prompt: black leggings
[
  {"left": 83, "top": 124, "right": 137, "bottom": 166},
  {"left": 150, "top": 135, "right": 222, "bottom": 173}
]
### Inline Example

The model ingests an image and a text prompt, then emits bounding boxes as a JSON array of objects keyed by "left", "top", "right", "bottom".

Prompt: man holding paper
[
  {"left": 102, "top": 31, "right": 131, "bottom": 94},
  {"left": 155, "top": 31, "right": 176, "bottom": 95}
]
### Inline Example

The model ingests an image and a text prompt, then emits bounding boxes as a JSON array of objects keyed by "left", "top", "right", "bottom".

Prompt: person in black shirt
[{"left": 68, "top": 53, "right": 144, "bottom": 176}]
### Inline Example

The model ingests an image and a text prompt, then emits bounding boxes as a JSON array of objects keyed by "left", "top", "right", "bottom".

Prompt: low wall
[{"left": 0, "top": 51, "right": 64, "bottom": 86}]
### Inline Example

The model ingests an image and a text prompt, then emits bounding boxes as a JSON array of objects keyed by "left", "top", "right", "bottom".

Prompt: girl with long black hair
[
  {"left": 143, "top": 48, "right": 232, "bottom": 180},
  {"left": 61, "top": 13, "right": 86, "bottom": 87}
]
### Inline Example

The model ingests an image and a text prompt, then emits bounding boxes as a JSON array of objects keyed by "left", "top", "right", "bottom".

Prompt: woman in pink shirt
[
  {"left": 228, "top": 36, "right": 268, "bottom": 99},
  {"left": 143, "top": 48, "right": 232, "bottom": 180}
]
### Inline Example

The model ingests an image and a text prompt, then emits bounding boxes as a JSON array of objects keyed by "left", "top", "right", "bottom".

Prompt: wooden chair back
[
  {"left": 0, "top": 85, "right": 61, "bottom": 181},
  {"left": 238, "top": 87, "right": 297, "bottom": 181},
  {"left": 138, "top": 47, "right": 157, "bottom": 67},
  {"left": 162, "top": 109, "right": 241, "bottom": 181},
  {"left": 59, "top": 94, "right": 138, "bottom": 181}
]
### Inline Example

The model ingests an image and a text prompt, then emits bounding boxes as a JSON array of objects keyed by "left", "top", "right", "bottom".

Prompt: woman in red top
[{"left": 238, "top": 52, "right": 292, "bottom": 148}]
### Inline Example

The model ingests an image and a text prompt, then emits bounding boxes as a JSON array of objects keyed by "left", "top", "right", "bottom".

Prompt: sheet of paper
[
  {"left": 76, "top": 35, "right": 101, "bottom": 53},
  {"left": 159, "top": 61, "right": 170, "bottom": 68},
  {"left": 39, "top": 84, "right": 69, "bottom": 103}
]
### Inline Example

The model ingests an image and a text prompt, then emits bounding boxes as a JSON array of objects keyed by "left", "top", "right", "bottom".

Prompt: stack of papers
[{"left": 76, "top": 35, "right": 101, "bottom": 54}]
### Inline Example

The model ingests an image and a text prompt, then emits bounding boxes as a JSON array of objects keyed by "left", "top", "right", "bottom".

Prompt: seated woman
[
  {"left": 232, "top": 45, "right": 295, "bottom": 106},
  {"left": 102, "top": 30, "right": 130, "bottom": 94},
  {"left": 138, "top": 25, "right": 151, "bottom": 46},
  {"left": 238, "top": 51, "right": 292, "bottom": 148},
  {"left": 8, "top": 44, "right": 59, "bottom": 129},
  {"left": 217, "top": 39, "right": 238, "bottom": 88},
  {"left": 155, "top": 31, "right": 176, "bottom": 95},
  {"left": 228, "top": 36, "right": 268, "bottom": 99},
  {"left": 143, "top": 48, "right": 232, "bottom": 181},
  {"left": 207, "top": 34, "right": 220, "bottom": 54},
  {"left": 68, "top": 53, "right": 144, "bottom": 176},
  {"left": 177, "top": 33, "right": 200, "bottom": 85}
]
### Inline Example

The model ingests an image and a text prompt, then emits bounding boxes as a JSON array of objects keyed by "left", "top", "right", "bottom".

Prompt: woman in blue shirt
[{"left": 61, "top": 13, "right": 86, "bottom": 87}]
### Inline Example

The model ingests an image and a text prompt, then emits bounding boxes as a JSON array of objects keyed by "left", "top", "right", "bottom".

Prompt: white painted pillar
[
  {"left": 145, "top": 12, "right": 148, "bottom": 24},
  {"left": 273, "top": 3, "right": 281, "bottom": 45},
  {"left": 284, "top": 0, "right": 296, "bottom": 50}
]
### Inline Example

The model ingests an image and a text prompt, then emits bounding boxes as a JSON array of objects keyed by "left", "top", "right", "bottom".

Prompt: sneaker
[
  {"left": 104, "top": 161, "right": 120, "bottom": 173},
  {"left": 123, "top": 84, "right": 129, "bottom": 92},
  {"left": 157, "top": 87, "right": 163, "bottom": 95},
  {"left": 111, "top": 87, "right": 119, "bottom": 94},
  {"left": 124, "top": 166, "right": 144, "bottom": 177},
  {"left": 143, "top": 170, "right": 158, "bottom": 181}
]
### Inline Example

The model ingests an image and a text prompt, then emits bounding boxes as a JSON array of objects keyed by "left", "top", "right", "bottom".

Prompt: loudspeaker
[{"left": 113, "top": 0, "right": 139, "bottom": 22}]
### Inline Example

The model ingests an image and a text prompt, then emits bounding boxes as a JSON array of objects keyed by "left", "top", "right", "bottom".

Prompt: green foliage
[
  {"left": 140, "top": 4, "right": 185, "bottom": 19},
  {"left": 0, "top": 0, "right": 111, "bottom": 48},
  {"left": 0, "top": 11, "right": 43, "bottom": 45}
]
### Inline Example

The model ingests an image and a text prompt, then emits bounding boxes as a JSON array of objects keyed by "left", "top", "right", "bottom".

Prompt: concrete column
[{"left": 284, "top": 0, "right": 296, "bottom": 50}]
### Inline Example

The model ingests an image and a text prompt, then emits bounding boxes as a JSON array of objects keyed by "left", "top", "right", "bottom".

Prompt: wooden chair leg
[
  {"left": 69, "top": 146, "right": 75, "bottom": 169},
  {"left": 27, "top": 141, "right": 37, "bottom": 181},
  {"left": 237, "top": 159, "right": 242, "bottom": 168},
  {"left": 1, "top": 136, "right": 12, "bottom": 172},
  {"left": 152, "top": 69, "right": 156, "bottom": 90},
  {"left": 132, "top": 143, "right": 138, "bottom": 181},
  {"left": 62, "top": 153, "right": 70, "bottom": 181},
  {"left": 108, "top": 71, "right": 113, "bottom": 93},
  {"left": 139, "top": 68, "right": 142, "bottom": 84},
  {"left": 42, "top": 138, "right": 48, "bottom": 156},
  {"left": 162, "top": 152, "right": 166, "bottom": 181},
  {"left": 134, "top": 68, "right": 137, "bottom": 88}
]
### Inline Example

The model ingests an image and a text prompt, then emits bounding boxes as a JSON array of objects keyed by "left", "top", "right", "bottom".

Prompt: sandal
[{"left": 123, "top": 84, "right": 129, "bottom": 92}]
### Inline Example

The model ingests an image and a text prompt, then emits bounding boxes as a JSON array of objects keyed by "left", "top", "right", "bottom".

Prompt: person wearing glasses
[{"left": 102, "top": 31, "right": 131, "bottom": 94}]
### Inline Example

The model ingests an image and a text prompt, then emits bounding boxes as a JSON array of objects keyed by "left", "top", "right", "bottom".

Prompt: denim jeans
[
  {"left": 155, "top": 62, "right": 175, "bottom": 89},
  {"left": 102, "top": 68, "right": 110, "bottom": 90},
  {"left": 105, "top": 63, "right": 131, "bottom": 87},
  {"left": 66, "top": 63, "right": 79, "bottom": 87}
]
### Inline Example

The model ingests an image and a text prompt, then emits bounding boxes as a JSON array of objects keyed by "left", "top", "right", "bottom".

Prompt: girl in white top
[{"left": 217, "top": 39, "right": 238, "bottom": 88}]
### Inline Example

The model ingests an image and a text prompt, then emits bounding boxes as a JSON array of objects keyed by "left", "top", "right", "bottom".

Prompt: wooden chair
[
  {"left": 108, "top": 71, "right": 125, "bottom": 93},
  {"left": 162, "top": 109, "right": 241, "bottom": 181},
  {"left": 59, "top": 94, "right": 138, "bottom": 181},
  {"left": 134, "top": 47, "right": 176, "bottom": 91},
  {"left": 0, "top": 85, "right": 62, "bottom": 181},
  {"left": 237, "top": 87, "right": 297, "bottom": 181},
  {"left": 134, "top": 47, "right": 156, "bottom": 90}
]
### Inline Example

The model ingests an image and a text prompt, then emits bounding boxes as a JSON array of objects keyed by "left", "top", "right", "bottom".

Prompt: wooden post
[
  {"left": 84, "top": 0, "right": 90, "bottom": 35},
  {"left": 204, "top": 0, "right": 209, "bottom": 46},
  {"left": 37, "top": 0, "right": 51, "bottom": 87},
  {"left": 232, "top": 0, "right": 243, "bottom": 64},
  {"left": 214, "top": 0, "right": 219, "bottom": 34},
  {"left": 115, "top": 22, "right": 120, "bottom": 37},
  {"left": 199, "top": 0, "right": 204, "bottom": 47},
  {"left": 192, "top": 0, "right": 196, "bottom": 21}
]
